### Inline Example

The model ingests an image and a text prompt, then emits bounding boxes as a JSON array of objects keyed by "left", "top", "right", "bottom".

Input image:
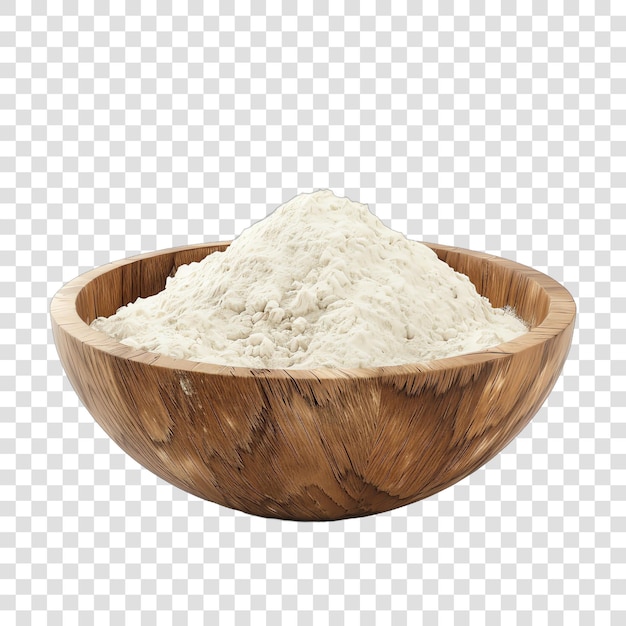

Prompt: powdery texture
[{"left": 91, "top": 190, "right": 528, "bottom": 368}]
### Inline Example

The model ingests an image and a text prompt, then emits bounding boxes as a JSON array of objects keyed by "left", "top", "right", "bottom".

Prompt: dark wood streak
[{"left": 50, "top": 242, "right": 576, "bottom": 521}]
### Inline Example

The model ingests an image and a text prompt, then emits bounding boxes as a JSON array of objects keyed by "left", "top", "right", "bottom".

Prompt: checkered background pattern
[{"left": 1, "top": 0, "right": 624, "bottom": 624}]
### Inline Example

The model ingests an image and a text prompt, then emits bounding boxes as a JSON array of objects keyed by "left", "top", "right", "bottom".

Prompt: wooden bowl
[{"left": 51, "top": 242, "right": 575, "bottom": 521}]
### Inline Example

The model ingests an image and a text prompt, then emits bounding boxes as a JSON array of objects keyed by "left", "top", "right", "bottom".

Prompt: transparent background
[{"left": 0, "top": 1, "right": 624, "bottom": 624}]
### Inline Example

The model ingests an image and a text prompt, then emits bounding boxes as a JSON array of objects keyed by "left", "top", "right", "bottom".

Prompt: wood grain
[{"left": 50, "top": 242, "right": 576, "bottom": 520}]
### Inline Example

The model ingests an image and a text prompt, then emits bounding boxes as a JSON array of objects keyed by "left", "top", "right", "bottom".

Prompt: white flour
[{"left": 91, "top": 190, "right": 528, "bottom": 368}]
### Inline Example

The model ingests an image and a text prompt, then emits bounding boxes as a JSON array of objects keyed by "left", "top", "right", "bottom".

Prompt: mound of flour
[{"left": 91, "top": 190, "right": 527, "bottom": 368}]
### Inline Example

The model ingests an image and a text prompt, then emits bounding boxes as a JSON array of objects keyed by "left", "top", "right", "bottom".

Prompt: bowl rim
[{"left": 50, "top": 241, "right": 576, "bottom": 380}]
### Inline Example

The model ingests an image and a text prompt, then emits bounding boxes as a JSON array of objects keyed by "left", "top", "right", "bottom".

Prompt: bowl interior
[{"left": 75, "top": 242, "right": 551, "bottom": 331}]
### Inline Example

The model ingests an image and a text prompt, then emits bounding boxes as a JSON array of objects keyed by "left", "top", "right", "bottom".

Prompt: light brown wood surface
[{"left": 50, "top": 242, "right": 575, "bottom": 520}]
